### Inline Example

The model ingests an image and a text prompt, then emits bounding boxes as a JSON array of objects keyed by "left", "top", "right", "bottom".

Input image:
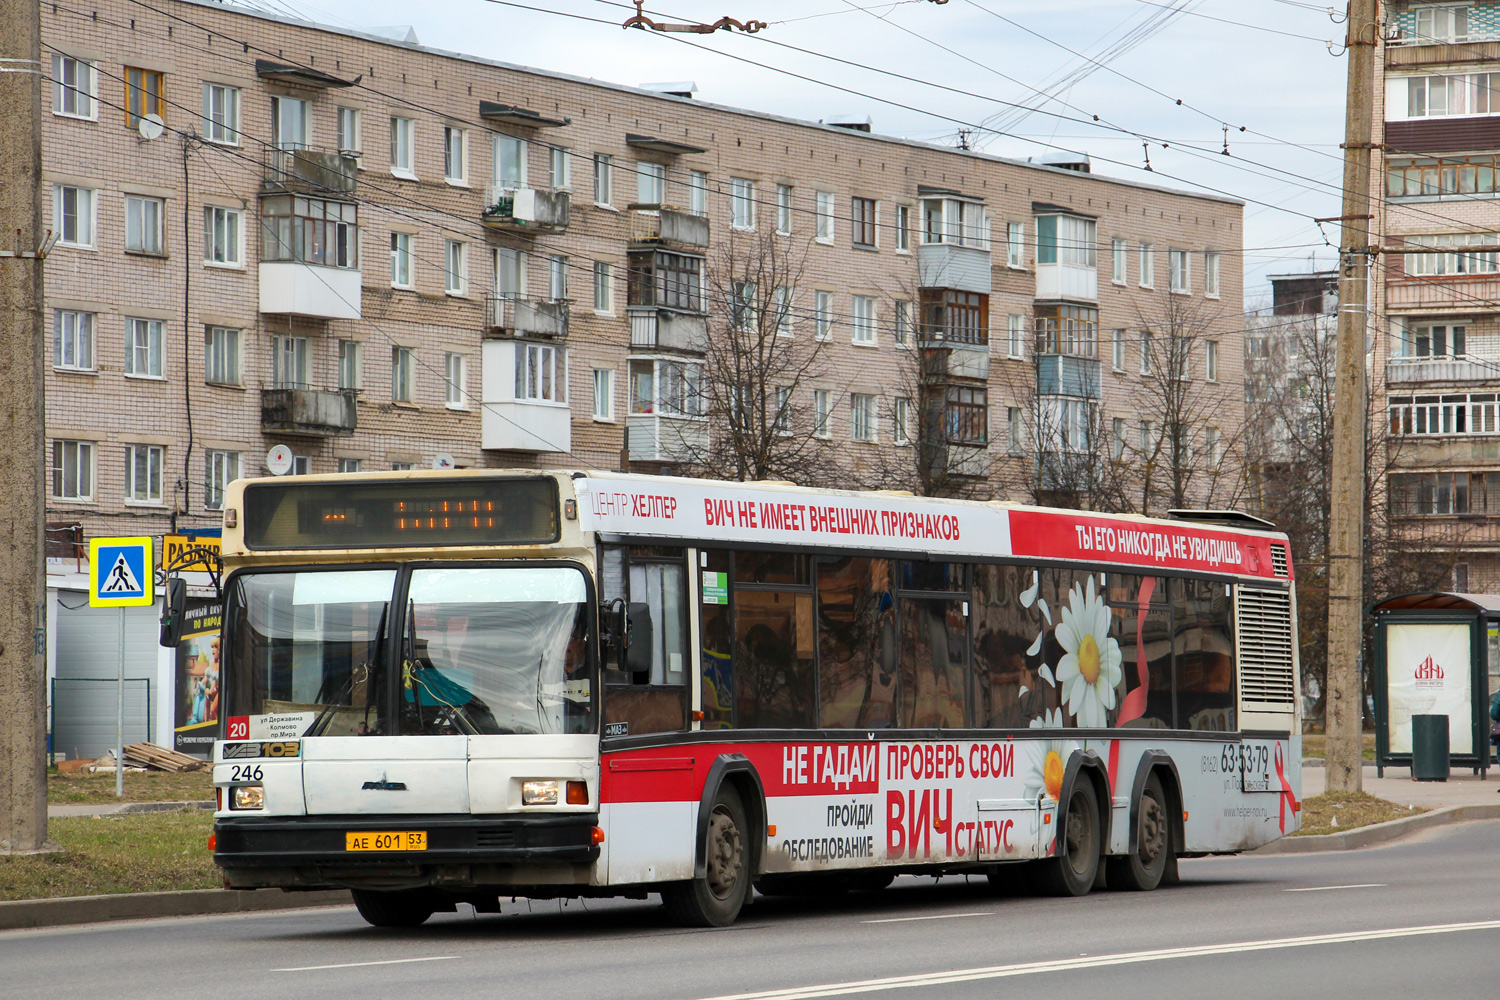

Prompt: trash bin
[{"left": 1412, "top": 714, "right": 1450, "bottom": 782}]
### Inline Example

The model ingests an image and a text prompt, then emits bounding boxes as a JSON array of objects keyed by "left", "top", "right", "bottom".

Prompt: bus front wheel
[
  {"left": 663, "top": 785, "right": 751, "bottom": 927},
  {"left": 1033, "top": 783, "right": 1100, "bottom": 897},
  {"left": 351, "top": 888, "right": 436, "bottom": 928},
  {"left": 1107, "top": 773, "right": 1170, "bottom": 892}
]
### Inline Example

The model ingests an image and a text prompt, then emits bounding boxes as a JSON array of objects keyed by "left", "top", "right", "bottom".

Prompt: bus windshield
[{"left": 223, "top": 566, "right": 594, "bottom": 737}]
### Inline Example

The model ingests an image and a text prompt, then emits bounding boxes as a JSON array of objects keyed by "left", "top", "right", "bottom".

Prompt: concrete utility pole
[
  {"left": 0, "top": 0, "right": 50, "bottom": 851},
  {"left": 1325, "top": 0, "right": 1380, "bottom": 794}
]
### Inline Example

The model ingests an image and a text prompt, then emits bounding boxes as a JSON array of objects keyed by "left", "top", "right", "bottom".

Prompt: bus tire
[
  {"left": 351, "top": 888, "right": 436, "bottom": 928},
  {"left": 663, "top": 784, "right": 750, "bottom": 926},
  {"left": 1106, "top": 773, "right": 1169, "bottom": 892},
  {"left": 1033, "top": 782, "right": 1101, "bottom": 897}
]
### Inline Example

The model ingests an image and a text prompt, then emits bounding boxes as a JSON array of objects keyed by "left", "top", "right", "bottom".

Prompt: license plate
[{"left": 345, "top": 831, "right": 428, "bottom": 852}]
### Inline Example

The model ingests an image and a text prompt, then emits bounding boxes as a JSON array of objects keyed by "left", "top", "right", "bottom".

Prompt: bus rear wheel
[
  {"left": 663, "top": 785, "right": 750, "bottom": 927},
  {"left": 351, "top": 888, "right": 436, "bottom": 928},
  {"left": 1107, "top": 773, "right": 1170, "bottom": 891},
  {"left": 1033, "top": 783, "right": 1100, "bottom": 897}
]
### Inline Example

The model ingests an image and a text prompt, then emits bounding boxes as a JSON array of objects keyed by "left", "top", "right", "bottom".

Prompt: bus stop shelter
[{"left": 1371, "top": 592, "right": 1498, "bottom": 777}]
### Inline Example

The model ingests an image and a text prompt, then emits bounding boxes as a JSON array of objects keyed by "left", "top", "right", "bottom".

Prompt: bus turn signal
[
  {"left": 566, "top": 781, "right": 589, "bottom": 804},
  {"left": 591, "top": 826, "right": 605, "bottom": 845}
]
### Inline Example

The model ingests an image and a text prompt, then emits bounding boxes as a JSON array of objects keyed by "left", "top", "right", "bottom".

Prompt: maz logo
[{"left": 362, "top": 773, "right": 408, "bottom": 791}]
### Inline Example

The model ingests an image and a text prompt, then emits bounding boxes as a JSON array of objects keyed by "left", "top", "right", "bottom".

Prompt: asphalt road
[{"left": 5, "top": 821, "right": 1498, "bottom": 1000}]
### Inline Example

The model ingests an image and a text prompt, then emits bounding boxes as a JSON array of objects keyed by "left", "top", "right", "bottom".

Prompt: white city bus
[{"left": 199, "top": 470, "right": 1301, "bottom": 928}]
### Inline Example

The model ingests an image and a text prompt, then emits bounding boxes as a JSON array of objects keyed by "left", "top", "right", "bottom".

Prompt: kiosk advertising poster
[
  {"left": 173, "top": 600, "right": 222, "bottom": 756},
  {"left": 1385, "top": 622, "right": 1473, "bottom": 755}
]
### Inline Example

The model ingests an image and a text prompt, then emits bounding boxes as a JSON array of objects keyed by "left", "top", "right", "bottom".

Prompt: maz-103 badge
[{"left": 222, "top": 741, "right": 300, "bottom": 759}]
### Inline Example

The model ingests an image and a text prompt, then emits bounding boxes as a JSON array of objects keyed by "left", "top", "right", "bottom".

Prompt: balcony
[
  {"left": 627, "top": 413, "right": 708, "bottom": 464},
  {"left": 481, "top": 400, "right": 571, "bottom": 452},
  {"left": 260, "top": 388, "right": 357, "bottom": 437},
  {"left": 1037, "top": 355, "right": 1101, "bottom": 398},
  {"left": 1386, "top": 38, "right": 1500, "bottom": 68},
  {"left": 630, "top": 206, "right": 710, "bottom": 249},
  {"left": 917, "top": 242, "right": 991, "bottom": 294},
  {"left": 919, "top": 340, "right": 990, "bottom": 381},
  {"left": 262, "top": 146, "right": 358, "bottom": 196},
  {"left": 1035, "top": 262, "right": 1098, "bottom": 302},
  {"left": 258, "top": 262, "right": 362, "bottom": 319},
  {"left": 481, "top": 186, "right": 570, "bottom": 232},
  {"left": 1386, "top": 357, "right": 1498, "bottom": 384},
  {"left": 1387, "top": 274, "right": 1500, "bottom": 311},
  {"left": 942, "top": 442, "right": 990, "bottom": 479},
  {"left": 479, "top": 340, "right": 571, "bottom": 453},
  {"left": 485, "top": 297, "right": 569, "bottom": 339},
  {"left": 629, "top": 307, "right": 708, "bottom": 353}
]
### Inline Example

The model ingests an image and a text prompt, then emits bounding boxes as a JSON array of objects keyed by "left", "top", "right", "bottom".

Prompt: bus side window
[
  {"left": 602, "top": 545, "right": 687, "bottom": 736},
  {"left": 701, "top": 549, "right": 734, "bottom": 730},
  {"left": 1112, "top": 575, "right": 1173, "bottom": 730},
  {"left": 1172, "top": 578, "right": 1235, "bottom": 731},
  {"left": 896, "top": 562, "right": 968, "bottom": 728},
  {"left": 817, "top": 557, "right": 896, "bottom": 729},
  {"left": 733, "top": 551, "right": 815, "bottom": 728},
  {"left": 972, "top": 564, "right": 1033, "bottom": 728}
]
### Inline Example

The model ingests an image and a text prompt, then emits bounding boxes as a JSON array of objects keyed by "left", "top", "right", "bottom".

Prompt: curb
[
  {"left": 0, "top": 888, "right": 351, "bottom": 931},
  {"left": 1253, "top": 803, "right": 1500, "bottom": 854}
]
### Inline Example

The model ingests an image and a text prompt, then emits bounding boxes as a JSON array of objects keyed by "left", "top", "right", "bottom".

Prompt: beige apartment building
[{"left": 39, "top": 0, "right": 1243, "bottom": 554}]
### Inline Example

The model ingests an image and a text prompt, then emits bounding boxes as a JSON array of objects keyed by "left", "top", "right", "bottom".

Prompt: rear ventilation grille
[
  {"left": 476, "top": 828, "right": 517, "bottom": 849},
  {"left": 1236, "top": 587, "right": 1297, "bottom": 711},
  {"left": 1270, "top": 544, "right": 1290, "bottom": 578}
]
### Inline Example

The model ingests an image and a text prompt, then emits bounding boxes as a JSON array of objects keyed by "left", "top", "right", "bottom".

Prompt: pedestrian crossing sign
[{"left": 88, "top": 537, "right": 155, "bottom": 608}]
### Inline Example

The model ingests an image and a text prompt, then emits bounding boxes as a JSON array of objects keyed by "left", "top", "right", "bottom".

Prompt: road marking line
[
  {"left": 691, "top": 919, "right": 1500, "bottom": 1000},
  {"left": 862, "top": 912, "right": 993, "bottom": 925},
  {"left": 272, "top": 956, "right": 457, "bottom": 973},
  {"left": 1285, "top": 883, "right": 1387, "bottom": 892}
]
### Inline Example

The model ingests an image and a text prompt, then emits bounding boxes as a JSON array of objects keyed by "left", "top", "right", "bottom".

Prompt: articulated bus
[{"left": 200, "top": 470, "right": 1301, "bottom": 928}]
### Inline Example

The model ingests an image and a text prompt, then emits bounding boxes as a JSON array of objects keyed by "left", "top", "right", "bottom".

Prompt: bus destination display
[{"left": 242, "top": 478, "right": 560, "bottom": 549}]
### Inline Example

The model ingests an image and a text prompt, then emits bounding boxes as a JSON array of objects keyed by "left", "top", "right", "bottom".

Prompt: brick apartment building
[{"left": 37, "top": 0, "right": 1243, "bottom": 752}]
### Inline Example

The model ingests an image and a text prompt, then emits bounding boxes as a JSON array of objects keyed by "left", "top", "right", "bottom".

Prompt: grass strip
[
  {"left": 47, "top": 770, "right": 214, "bottom": 805},
  {"left": 0, "top": 810, "right": 219, "bottom": 901},
  {"left": 1300, "top": 734, "right": 1377, "bottom": 762},
  {"left": 1292, "top": 790, "right": 1427, "bottom": 837}
]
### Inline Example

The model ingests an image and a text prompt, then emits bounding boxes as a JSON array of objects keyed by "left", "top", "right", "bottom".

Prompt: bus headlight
[
  {"left": 522, "top": 780, "right": 559, "bottom": 805},
  {"left": 231, "top": 785, "right": 265, "bottom": 810}
]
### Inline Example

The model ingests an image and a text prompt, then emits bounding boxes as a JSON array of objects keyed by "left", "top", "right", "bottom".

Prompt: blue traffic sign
[{"left": 89, "top": 536, "right": 155, "bottom": 608}]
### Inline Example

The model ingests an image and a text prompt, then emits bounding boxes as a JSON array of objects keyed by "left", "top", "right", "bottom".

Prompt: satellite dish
[
  {"left": 137, "top": 113, "right": 165, "bottom": 141},
  {"left": 266, "top": 444, "right": 294, "bottom": 476},
  {"left": 433, "top": 453, "right": 455, "bottom": 470}
]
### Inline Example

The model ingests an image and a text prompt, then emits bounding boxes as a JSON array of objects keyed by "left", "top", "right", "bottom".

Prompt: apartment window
[
  {"left": 336, "top": 106, "right": 360, "bottom": 154},
  {"left": 1169, "top": 249, "right": 1191, "bottom": 293},
  {"left": 1400, "top": 322, "right": 1467, "bottom": 358},
  {"left": 271, "top": 96, "right": 308, "bottom": 149},
  {"left": 592, "top": 368, "right": 614, "bottom": 421},
  {"left": 852, "top": 295, "right": 877, "bottom": 345},
  {"left": 124, "top": 195, "right": 164, "bottom": 254},
  {"left": 390, "top": 232, "right": 413, "bottom": 288},
  {"left": 774, "top": 286, "right": 794, "bottom": 335},
  {"left": 1112, "top": 328, "right": 1126, "bottom": 371},
  {"left": 690, "top": 170, "right": 708, "bottom": 215},
  {"left": 1033, "top": 303, "right": 1097, "bottom": 357},
  {"left": 1205, "top": 426, "right": 1222, "bottom": 466},
  {"left": 1007, "top": 407, "right": 1024, "bottom": 456},
  {"left": 594, "top": 261, "right": 613, "bottom": 313},
  {"left": 337, "top": 458, "right": 363, "bottom": 474},
  {"left": 1112, "top": 418, "right": 1127, "bottom": 460},
  {"left": 850, "top": 393, "right": 877, "bottom": 442},
  {"left": 517, "top": 343, "right": 563, "bottom": 403},
  {"left": 593, "top": 153, "right": 613, "bottom": 206},
  {"left": 893, "top": 397, "right": 912, "bottom": 446},
  {"left": 1204, "top": 251, "right": 1221, "bottom": 297},
  {"left": 1140, "top": 330, "right": 1154, "bottom": 375},
  {"left": 922, "top": 289, "right": 989, "bottom": 346},
  {"left": 629, "top": 359, "right": 700, "bottom": 416},
  {"left": 814, "top": 389, "right": 831, "bottom": 439},
  {"left": 1387, "top": 392, "right": 1500, "bottom": 437},
  {"left": 814, "top": 291, "right": 833, "bottom": 341},
  {"left": 123, "top": 444, "right": 164, "bottom": 503},
  {"left": 1403, "top": 72, "right": 1499, "bottom": 118},
  {"left": 52, "top": 55, "right": 96, "bottom": 119},
  {"left": 444, "top": 239, "right": 468, "bottom": 295},
  {"left": 852, "top": 197, "right": 877, "bottom": 248},
  {"left": 730, "top": 177, "right": 756, "bottom": 229},
  {"left": 444, "top": 352, "right": 467, "bottom": 408},
  {"left": 922, "top": 197, "right": 989, "bottom": 247},
  {"left": 1007, "top": 222, "right": 1025, "bottom": 267},
  {"left": 895, "top": 204, "right": 911, "bottom": 252},
  {"left": 51, "top": 440, "right": 93, "bottom": 501},
  {"left": 203, "top": 205, "right": 242, "bottom": 266},
  {"left": 1414, "top": 6, "right": 1468, "bottom": 43},
  {"left": 201, "top": 83, "right": 239, "bottom": 144},
  {"left": 1404, "top": 233, "right": 1500, "bottom": 276},
  {"left": 552, "top": 147, "right": 573, "bottom": 190},
  {"left": 815, "top": 190, "right": 835, "bottom": 242},
  {"left": 1139, "top": 242, "right": 1154, "bottom": 287},
  {"left": 496, "top": 246, "right": 526, "bottom": 298},
  {"left": 1387, "top": 153, "right": 1500, "bottom": 197},
  {"left": 124, "top": 318, "right": 163, "bottom": 377},
  {"left": 637, "top": 161, "right": 666, "bottom": 206},
  {"left": 54, "top": 310, "right": 94, "bottom": 370},
  {"left": 204, "top": 326, "right": 240, "bottom": 385},
  {"left": 204, "top": 450, "right": 240, "bottom": 510},
  {"left": 548, "top": 255, "right": 567, "bottom": 300},
  {"left": 774, "top": 386, "right": 793, "bottom": 436},
  {"left": 1205, "top": 340, "right": 1220, "bottom": 382},
  {"left": 272, "top": 335, "right": 309, "bottom": 389},
  {"left": 389, "top": 116, "right": 416, "bottom": 177},
  {"left": 730, "top": 281, "right": 759, "bottom": 332},
  {"left": 1112, "top": 238, "right": 1127, "bottom": 284},
  {"left": 1008, "top": 314, "right": 1026, "bottom": 359},
  {"left": 443, "top": 126, "right": 467, "bottom": 183},
  {"left": 391, "top": 462, "right": 416, "bottom": 472},
  {"left": 894, "top": 300, "right": 912, "bottom": 345},
  {"left": 288, "top": 455, "right": 310, "bottom": 476},
  {"left": 338, "top": 340, "right": 362, "bottom": 390},
  {"left": 1035, "top": 214, "right": 1097, "bottom": 267},
  {"left": 54, "top": 185, "right": 95, "bottom": 248},
  {"left": 1139, "top": 420, "right": 1157, "bottom": 455},
  {"left": 945, "top": 386, "right": 988, "bottom": 445},
  {"left": 391, "top": 347, "right": 415, "bottom": 403},
  {"left": 627, "top": 250, "right": 701, "bottom": 310},
  {"left": 260, "top": 195, "right": 357, "bottom": 268},
  {"left": 123, "top": 67, "right": 163, "bottom": 127},
  {"left": 776, "top": 184, "right": 793, "bottom": 234}
]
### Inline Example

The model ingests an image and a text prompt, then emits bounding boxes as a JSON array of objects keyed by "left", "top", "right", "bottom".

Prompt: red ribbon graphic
[
  {"left": 1275, "top": 742, "right": 1300, "bottom": 834},
  {"left": 1108, "top": 577, "right": 1157, "bottom": 792}
]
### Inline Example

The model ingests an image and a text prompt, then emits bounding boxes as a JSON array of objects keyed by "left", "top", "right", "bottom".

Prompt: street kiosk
[{"left": 1371, "top": 592, "right": 1499, "bottom": 778}]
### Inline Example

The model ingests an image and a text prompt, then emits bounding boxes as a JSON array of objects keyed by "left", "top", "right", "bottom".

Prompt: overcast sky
[{"left": 260, "top": 0, "right": 1352, "bottom": 306}]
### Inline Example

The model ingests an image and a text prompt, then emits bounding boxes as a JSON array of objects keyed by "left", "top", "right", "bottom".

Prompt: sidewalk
[
  {"left": 1301, "top": 763, "right": 1498, "bottom": 810},
  {"left": 47, "top": 800, "right": 213, "bottom": 818}
]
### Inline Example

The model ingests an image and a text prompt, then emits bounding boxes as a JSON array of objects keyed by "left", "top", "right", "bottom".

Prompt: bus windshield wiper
[
  {"left": 304, "top": 602, "right": 387, "bottom": 738},
  {"left": 403, "top": 598, "right": 480, "bottom": 736}
]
